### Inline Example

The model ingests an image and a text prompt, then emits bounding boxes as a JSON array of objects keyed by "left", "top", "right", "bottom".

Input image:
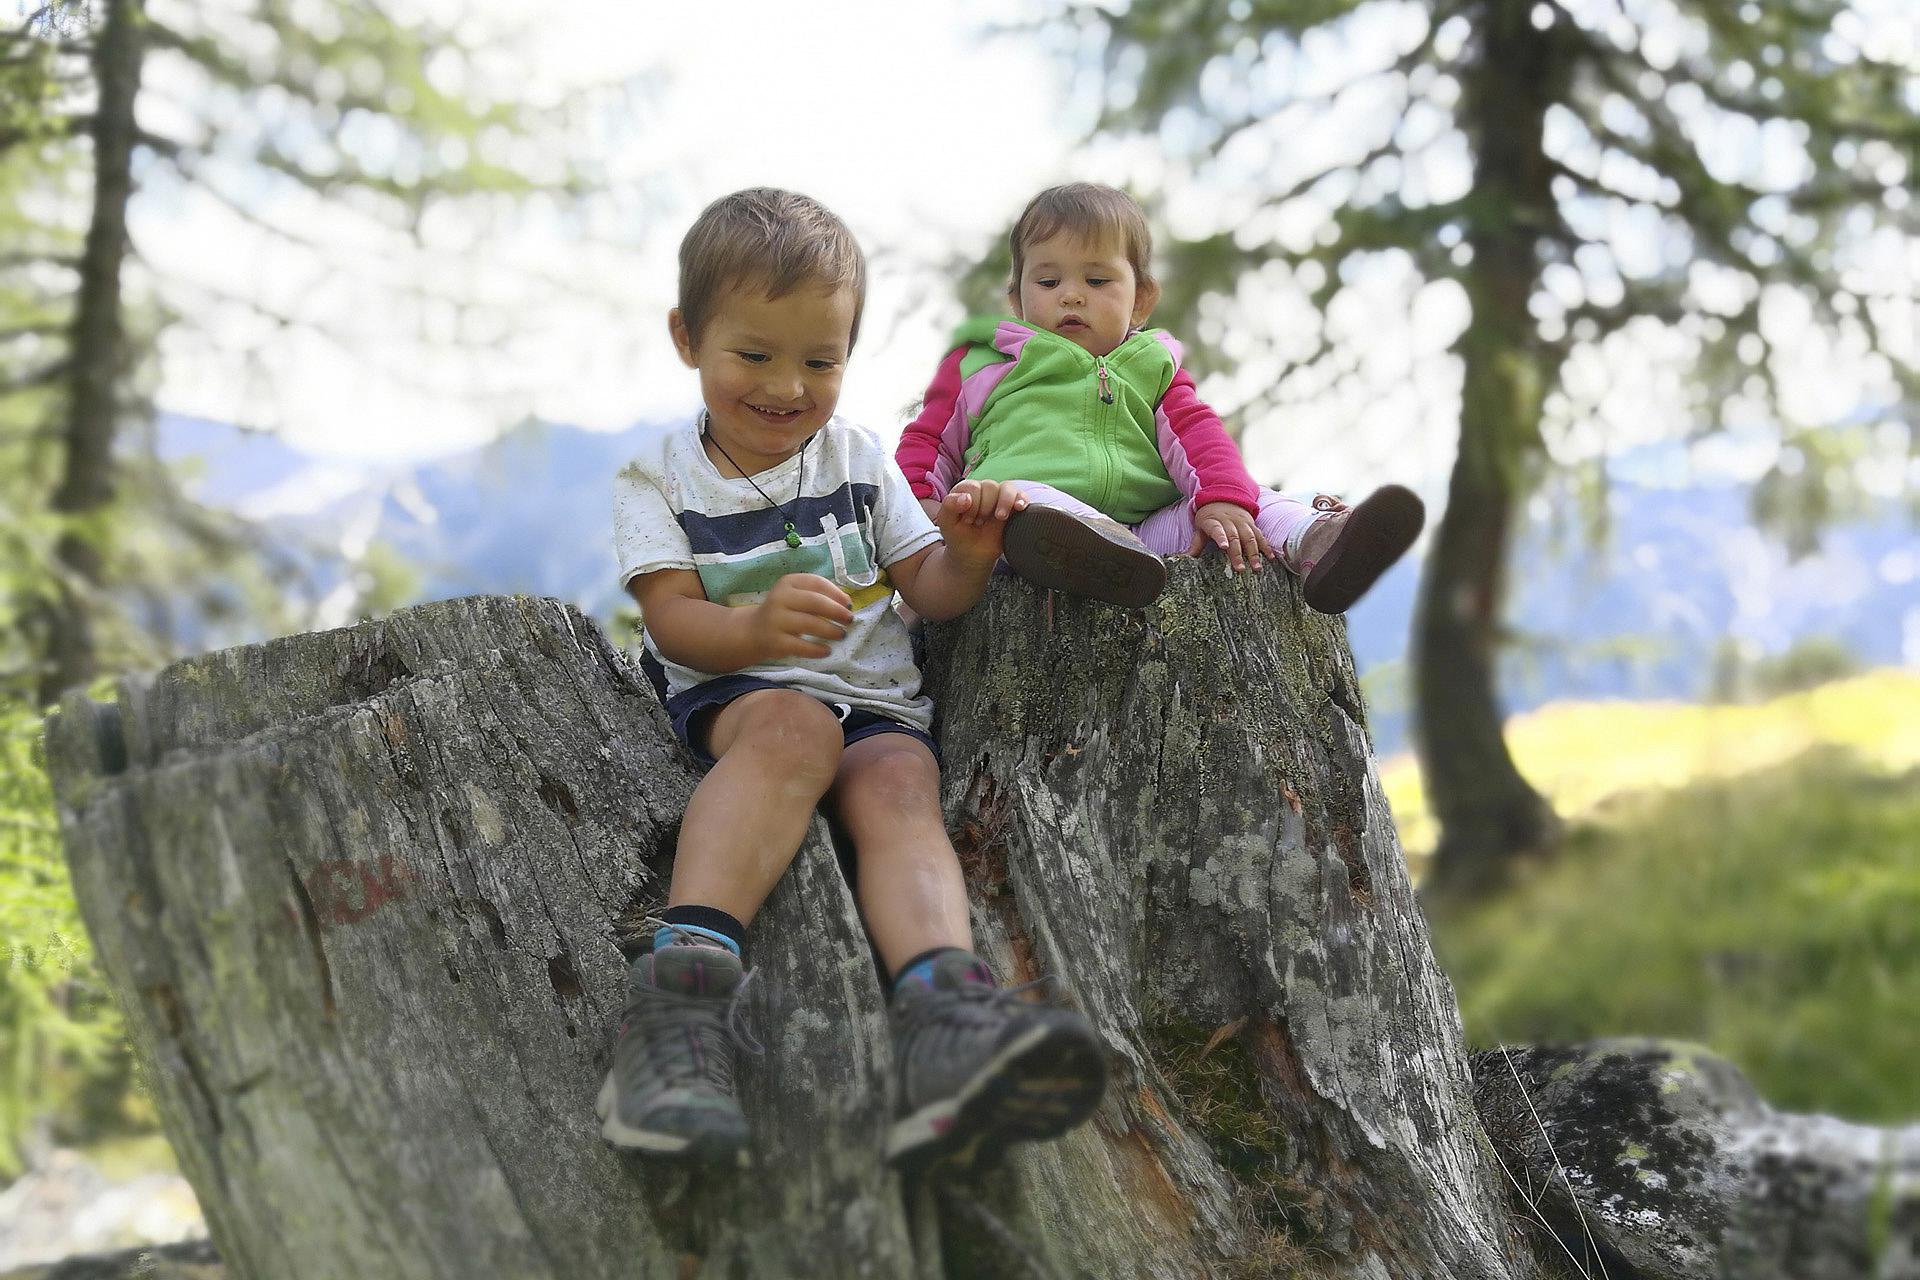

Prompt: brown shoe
[
  {"left": 1002, "top": 505, "right": 1167, "bottom": 608},
  {"left": 1298, "top": 485, "right": 1425, "bottom": 614}
]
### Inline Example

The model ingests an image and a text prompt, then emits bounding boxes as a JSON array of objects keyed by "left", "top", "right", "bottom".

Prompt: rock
[
  {"left": 0, "top": 1238, "right": 220, "bottom": 1280},
  {"left": 1474, "top": 1039, "right": 1920, "bottom": 1279},
  {"left": 0, "top": 1150, "right": 203, "bottom": 1274}
]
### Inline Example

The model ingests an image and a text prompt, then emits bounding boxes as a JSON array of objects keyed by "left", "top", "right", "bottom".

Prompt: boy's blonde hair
[
  {"left": 1007, "top": 183, "right": 1156, "bottom": 294},
  {"left": 677, "top": 188, "right": 868, "bottom": 350}
]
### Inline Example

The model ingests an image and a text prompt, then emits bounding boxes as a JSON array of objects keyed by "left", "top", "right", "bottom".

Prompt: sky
[
  {"left": 128, "top": 0, "right": 1916, "bottom": 513},
  {"left": 138, "top": 1, "right": 1080, "bottom": 464}
]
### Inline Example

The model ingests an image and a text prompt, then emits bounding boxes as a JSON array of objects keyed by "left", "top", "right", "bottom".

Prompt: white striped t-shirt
[{"left": 612, "top": 413, "right": 943, "bottom": 729}]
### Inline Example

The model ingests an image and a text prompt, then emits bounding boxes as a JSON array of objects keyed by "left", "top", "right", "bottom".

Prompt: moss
[
  {"left": 1145, "top": 1020, "right": 1332, "bottom": 1265},
  {"left": 1865, "top": 1140, "right": 1896, "bottom": 1265}
]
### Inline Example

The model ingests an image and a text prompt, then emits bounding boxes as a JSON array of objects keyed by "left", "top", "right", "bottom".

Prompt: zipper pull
[{"left": 1096, "top": 359, "right": 1114, "bottom": 404}]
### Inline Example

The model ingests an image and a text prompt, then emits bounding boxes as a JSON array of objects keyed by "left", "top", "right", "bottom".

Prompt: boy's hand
[
  {"left": 1188, "top": 501, "right": 1275, "bottom": 573},
  {"left": 748, "top": 573, "right": 854, "bottom": 661},
  {"left": 937, "top": 479, "right": 1028, "bottom": 567}
]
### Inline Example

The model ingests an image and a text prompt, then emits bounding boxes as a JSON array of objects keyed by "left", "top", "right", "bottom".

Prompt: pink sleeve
[
  {"left": 896, "top": 347, "right": 968, "bottom": 501},
  {"left": 1159, "top": 369, "right": 1260, "bottom": 514}
]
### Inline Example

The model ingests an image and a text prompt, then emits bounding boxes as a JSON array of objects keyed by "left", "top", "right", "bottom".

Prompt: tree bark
[
  {"left": 47, "top": 577, "right": 1540, "bottom": 1278},
  {"left": 39, "top": 0, "right": 143, "bottom": 708},
  {"left": 918, "top": 566, "right": 1535, "bottom": 1278},
  {"left": 1413, "top": 0, "right": 1567, "bottom": 898},
  {"left": 47, "top": 578, "right": 1909, "bottom": 1277}
]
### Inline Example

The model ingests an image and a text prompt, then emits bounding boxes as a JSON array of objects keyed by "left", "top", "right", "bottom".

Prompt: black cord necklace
[{"left": 703, "top": 417, "right": 808, "bottom": 548}]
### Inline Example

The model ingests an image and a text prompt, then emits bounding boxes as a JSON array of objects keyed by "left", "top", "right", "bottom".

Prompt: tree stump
[
  {"left": 917, "top": 563, "right": 1532, "bottom": 1278},
  {"left": 47, "top": 571, "right": 1914, "bottom": 1278}
]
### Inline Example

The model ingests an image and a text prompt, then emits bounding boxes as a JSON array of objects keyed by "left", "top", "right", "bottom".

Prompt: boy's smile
[
  {"left": 1010, "top": 231, "right": 1159, "bottom": 359},
  {"left": 670, "top": 283, "right": 856, "bottom": 476}
]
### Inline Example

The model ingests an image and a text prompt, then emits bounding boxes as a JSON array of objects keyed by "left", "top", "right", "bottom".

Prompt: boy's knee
[
  {"left": 841, "top": 736, "right": 942, "bottom": 816},
  {"left": 728, "top": 691, "right": 844, "bottom": 786}
]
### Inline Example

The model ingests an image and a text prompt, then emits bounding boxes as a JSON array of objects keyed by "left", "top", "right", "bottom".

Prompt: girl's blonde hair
[{"left": 1007, "top": 183, "right": 1155, "bottom": 293}]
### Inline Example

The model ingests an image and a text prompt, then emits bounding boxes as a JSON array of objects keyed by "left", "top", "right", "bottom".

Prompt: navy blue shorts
[{"left": 639, "top": 655, "right": 938, "bottom": 770}]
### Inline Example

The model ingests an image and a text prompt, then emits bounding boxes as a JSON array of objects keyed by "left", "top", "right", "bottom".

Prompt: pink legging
[{"left": 1017, "top": 482, "right": 1326, "bottom": 572}]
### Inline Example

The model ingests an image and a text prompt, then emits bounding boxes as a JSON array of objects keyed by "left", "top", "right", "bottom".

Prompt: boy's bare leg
[
  {"left": 827, "top": 733, "right": 971, "bottom": 975},
  {"left": 603, "top": 685, "right": 842, "bottom": 1163},
  {"left": 834, "top": 733, "right": 1108, "bottom": 1168},
  {"left": 668, "top": 688, "right": 847, "bottom": 923}
]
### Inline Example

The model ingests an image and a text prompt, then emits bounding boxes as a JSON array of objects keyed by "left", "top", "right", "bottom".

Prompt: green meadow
[{"left": 1386, "top": 670, "right": 1920, "bottom": 1124}]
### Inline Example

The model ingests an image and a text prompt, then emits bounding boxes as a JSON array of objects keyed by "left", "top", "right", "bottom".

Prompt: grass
[
  {"left": 1398, "top": 669, "right": 1920, "bottom": 1124},
  {"left": 1382, "top": 669, "right": 1920, "bottom": 859}
]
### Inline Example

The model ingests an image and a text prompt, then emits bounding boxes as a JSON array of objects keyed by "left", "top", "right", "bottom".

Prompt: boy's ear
[
  {"left": 1131, "top": 278, "right": 1161, "bottom": 328},
  {"left": 667, "top": 309, "right": 698, "bottom": 368}
]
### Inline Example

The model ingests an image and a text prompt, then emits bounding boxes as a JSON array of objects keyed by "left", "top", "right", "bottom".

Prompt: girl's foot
[
  {"left": 1296, "top": 485, "right": 1425, "bottom": 614},
  {"left": 1002, "top": 506, "right": 1167, "bottom": 608}
]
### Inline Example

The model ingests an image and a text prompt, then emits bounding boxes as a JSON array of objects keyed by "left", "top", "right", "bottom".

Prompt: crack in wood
[{"left": 284, "top": 855, "right": 337, "bottom": 1018}]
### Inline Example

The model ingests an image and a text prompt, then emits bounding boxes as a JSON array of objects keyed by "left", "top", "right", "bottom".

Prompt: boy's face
[
  {"left": 1009, "top": 230, "right": 1159, "bottom": 359},
  {"left": 669, "top": 282, "right": 856, "bottom": 474}
]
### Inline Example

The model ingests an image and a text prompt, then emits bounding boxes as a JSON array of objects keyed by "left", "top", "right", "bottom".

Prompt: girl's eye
[
  {"left": 1035, "top": 278, "right": 1058, "bottom": 289},
  {"left": 1088, "top": 278, "right": 1110, "bottom": 287}
]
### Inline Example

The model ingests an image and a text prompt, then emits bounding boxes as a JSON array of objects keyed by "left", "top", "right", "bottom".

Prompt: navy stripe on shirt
[{"left": 678, "top": 482, "right": 880, "bottom": 555}]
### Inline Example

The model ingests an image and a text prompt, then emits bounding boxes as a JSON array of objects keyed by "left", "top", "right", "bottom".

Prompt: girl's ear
[
  {"left": 1130, "top": 278, "right": 1162, "bottom": 327},
  {"left": 1005, "top": 287, "right": 1024, "bottom": 319},
  {"left": 668, "top": 309, "right": 698, "bottom": 368}
]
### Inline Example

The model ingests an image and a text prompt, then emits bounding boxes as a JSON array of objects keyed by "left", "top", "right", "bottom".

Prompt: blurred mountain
[{"left": 161, "top": 414, "right": 1919, "bottom": 754}]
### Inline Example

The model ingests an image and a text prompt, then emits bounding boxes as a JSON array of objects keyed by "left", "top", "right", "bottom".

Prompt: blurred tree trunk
[
  {"left": 38, "top": 0, "right": 143, "bottom": 708},
  {"left": 1413, "top": 0, "right": 1563, "bottom": 898}
]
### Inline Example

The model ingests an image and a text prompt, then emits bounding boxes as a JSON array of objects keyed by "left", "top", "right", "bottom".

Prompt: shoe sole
[
  {"left": 595, "top": 1073, "right": 750, "bottom": 1168},
  {"left": 1002, "top": 507, "right": 1167, "bottom": 609},
  {"left": 886, "top": 1022, "right": 1109, "bottom": 1171},
  {"left": 1301, "top": 484, "right": 1425, "bottom": 614}
]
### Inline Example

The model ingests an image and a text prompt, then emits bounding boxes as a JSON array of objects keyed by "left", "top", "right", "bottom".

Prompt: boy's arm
[
  {"left": 888, "top": 480, "right": 1027, "bottom": 622},
  {"left": 897, "top": 347, "right": 969, "bottom": 505},
  {"left": 629, "top": 568, "right": 853, "bottom": 671},
  {"left": 1160, "top": 370, "right": 1261, "bottom": 514}
]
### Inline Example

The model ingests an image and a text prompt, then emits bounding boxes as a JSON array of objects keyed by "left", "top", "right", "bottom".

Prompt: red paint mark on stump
[{"left": 286, "top": 856, "right": 417, "bottom": 929}]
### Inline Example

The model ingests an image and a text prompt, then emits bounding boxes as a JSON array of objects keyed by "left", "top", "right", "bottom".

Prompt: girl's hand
[
  {"left": 938, "top": 479, "right": 1028, "bottom": 567},
  {"left": 1188, "top": 501, "right": 1275, "bottom": 572},
  {"left": 747, "top": 573, "right": 854, "bottom": 661}
]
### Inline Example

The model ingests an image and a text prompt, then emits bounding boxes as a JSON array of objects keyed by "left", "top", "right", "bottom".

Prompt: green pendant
[{"left": 784, "top": 522, "right": 801, "bottom": 549}]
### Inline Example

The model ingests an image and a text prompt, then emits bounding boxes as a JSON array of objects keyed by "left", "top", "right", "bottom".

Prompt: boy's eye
[
  {"left": 1035, "top": 277, "right": 1058, "bottom": 289},
  {"left": 1088, "top": 277, "right": 1110, "bottom": 287},
  {"left": 735, "top": 351, "right": 769, "bottom": 364},
  {"left": 805, "top": 359, "right": 839, "bottom": 371}
]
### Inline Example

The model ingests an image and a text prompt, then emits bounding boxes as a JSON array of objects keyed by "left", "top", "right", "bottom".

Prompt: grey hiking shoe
[
  {"left": 596, "top": 943, "right": 751, "bottom": 1165},
  {"left": 886, "top": 951, "right": 1107, "bottom": 1170},
  {"left": 1002, "top": 505, "right": 1167, "bottom": 608}
]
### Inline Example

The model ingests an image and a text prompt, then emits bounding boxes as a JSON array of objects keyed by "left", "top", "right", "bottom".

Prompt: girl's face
[{"left": 1009, "top": 230, "right": 1160, "bottom": 358}]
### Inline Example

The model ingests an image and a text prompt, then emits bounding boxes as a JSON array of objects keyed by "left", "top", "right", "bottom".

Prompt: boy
[{"left": 601, "top": 188, "right": 1106, "bottom": 1168}]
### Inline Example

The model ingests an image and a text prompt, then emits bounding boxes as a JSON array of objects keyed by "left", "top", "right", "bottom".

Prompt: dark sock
[
  {"left": 893, "top": 946, "right": 991, "bottom": 993},
  {"left": 654, "top": 904, "right": 747, "bottom": 958}
]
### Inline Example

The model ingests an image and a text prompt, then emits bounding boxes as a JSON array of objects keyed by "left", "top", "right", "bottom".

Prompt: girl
[{"left": 897, "top": 182, "right": 1423, "bottom": 612}]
